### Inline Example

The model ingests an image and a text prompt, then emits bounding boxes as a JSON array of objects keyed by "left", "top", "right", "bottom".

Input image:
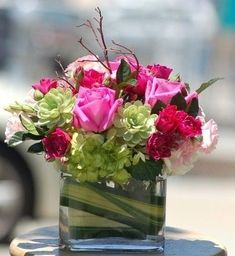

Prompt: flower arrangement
[{"left": 5, "top": 8, "right": 219, "bottom": 185}]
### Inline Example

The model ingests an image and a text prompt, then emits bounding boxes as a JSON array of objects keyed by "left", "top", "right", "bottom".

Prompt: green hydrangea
[
  {"left": 113, "top": 101, "right": 156, "bottom": 147},
  {"left": 66, "top": 132, "right": 131, "bottom": 184},
  {"left": 37, "top": 87, "right": 75, "bottom": 129}
]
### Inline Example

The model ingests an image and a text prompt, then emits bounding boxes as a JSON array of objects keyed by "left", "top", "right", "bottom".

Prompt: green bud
[{"left": 34, "top": 90, "right": 44, "bottom": 101}]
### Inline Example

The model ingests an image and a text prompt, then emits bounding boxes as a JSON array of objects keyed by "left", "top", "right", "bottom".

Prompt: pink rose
[
  {"left": 79, "top": 69, "right": 105, "bottom": 88},
  {"left": 145, "top": 77, "right": 185, "bottom": 107},
  {"left": 32, "top": 78, "right": 58, "bottom": 94},
  {"left": 42, "top": 128, "right": 71, "bottom": 160},
  {"left": 200, "top": 119, "right": 218, "bottom": 153},
  {"left": 185, "top": 91, "right": 198, "bottom": 104},
  {"left": 147, "top": 64, "right": 173, "bottom": 79},
  {"left": 73, "top": 86, "right": 123, "bottom": 132}
]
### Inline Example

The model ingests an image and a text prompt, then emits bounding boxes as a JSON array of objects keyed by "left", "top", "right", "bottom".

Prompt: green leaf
[
  {"left": 151, "top": 100, "right": 166, "bottom": 114},
  {"left": 185, "top": 83, "right": 190, "bottom": 92},
  {"left": 170, "top": 92, "right": 187, "bottom": 110},
  {"left": 8, "top": 131, "right": 26, "bottom": 147},
  {"left": 8, "top": 131, "right": 44, "bottom": 147},
  {"left": 20, "top": 114, "right": 40, "bottom": 135},
  {"left": 127, "top": 159, "right": 163, "bottom": 181},
  {"left": 116, "top": 59, "right": 131, "bottom": 84},
  {"left": 27, "top": 142, "right": 44, "bottom": 153},
  {"left": 186, "top": 97, "right": 199, "bottom": 117},
  {"left": 118, "top": 79, "right": 137, "bottom": 89},
  {"left": 196, "top": 77, "right": 223, "bottom": 94}
]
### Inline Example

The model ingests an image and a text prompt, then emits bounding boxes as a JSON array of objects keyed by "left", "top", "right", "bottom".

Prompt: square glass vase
[{"left": 59, "top": 174, "right": 166, "bottom": 253}]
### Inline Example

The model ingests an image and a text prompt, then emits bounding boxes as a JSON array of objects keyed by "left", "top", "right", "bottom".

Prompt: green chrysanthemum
[
  {"left": 37, "top": 87, "right": 75, "bottom": 129},
  {"left": 113, "top": 101, "right": 157, "bottom": 147},
  {"left": 66, "top": 132, "right": 131, "bottom": 184}
]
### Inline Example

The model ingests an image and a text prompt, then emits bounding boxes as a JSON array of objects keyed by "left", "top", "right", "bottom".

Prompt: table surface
[{"left": 9, "top": 226, "right": 227, "bottom": 256}]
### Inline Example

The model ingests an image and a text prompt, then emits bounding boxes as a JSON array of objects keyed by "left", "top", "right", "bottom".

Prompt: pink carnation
[
  {"left": 163, "top": 139, "right": 200, "bottom": 175},
  {"left": 200, "top": 119, "right": 218, "bottom": 153},
  {"left": 73, "top": 86, "right": 123, "bottom": 132},
  {"left": 125, "top": 68, "right": 150, "bottom": 99},
  {"left": 5, "top": 114, "right": 24, "bottom": 144},
  {"left": 42, "top": 128, "right": 71, "bottom": 160},
  {"left": 32, "top": 78, "right": 58, "bottom": 94}
]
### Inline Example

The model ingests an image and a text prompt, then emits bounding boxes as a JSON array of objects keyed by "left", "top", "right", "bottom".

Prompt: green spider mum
[
  {"left": 37, "top": 87, "right": 75, "bottom": 129},
  {"left": 66, "top": 132, "right": 131, "bottom": 184},
  {"left": 113, "top": 101, "right": 157, "bottom": 147}
]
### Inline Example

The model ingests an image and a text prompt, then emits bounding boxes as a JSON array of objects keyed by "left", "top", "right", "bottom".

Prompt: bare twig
[
  {"left": 77, "top": 20, "right": 103, "bottom": 49},
  {"left": 94, "top": 7, "right": 112, "bottom": 72},
  {"left": 57, "top": 76, "right": 75, "bottom": 90},
  {"left": 112, "top": 40, "right": 140, "bottom": 74},
  {"left": 55, "top": 55, "right": 66, "bottom": 74},
  {"left": 78, "top": 37, "right": 111, "bottom": 72}
]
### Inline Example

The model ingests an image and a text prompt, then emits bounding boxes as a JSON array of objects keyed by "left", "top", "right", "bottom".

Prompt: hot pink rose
[
  {"left": 32, "top": 78, "right": 58, "bottom": 94},
  {"left": 42, "top": 128, "right": 71, "bottom": 160},
  {"left": 147, "top": 64, "right": 173, "bottom": 79},
  {"left": 145, "top": 77, "right": 185, "bottom": 107},
  {"left": 73, "top": 87, "right": 123, "bottom": 132},
  {"left": 79, "top": 69, "right": 105, "bottom": 88},
  {"left": 200, "top": 119, "right": 218, "bottom": 153}
]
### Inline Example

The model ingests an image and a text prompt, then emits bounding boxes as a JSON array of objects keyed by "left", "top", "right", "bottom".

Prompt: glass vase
[{"left": 59, "top": 174, "right": 166, "bottom": 253}]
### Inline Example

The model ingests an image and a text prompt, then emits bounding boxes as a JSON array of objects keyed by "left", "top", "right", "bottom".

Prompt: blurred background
[{"left": 0, "top": 0, "right": 234, "bottom": 255}]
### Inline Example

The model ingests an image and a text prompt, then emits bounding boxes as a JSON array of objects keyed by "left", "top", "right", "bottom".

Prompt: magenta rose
[
  {"left": 145, "top": 77, "right": 186, "bottom": 107},
  {"left": 79, "top": 69, "right": 105, "bottom": 88},
  {"left": 146, "top": 132, "right": 177, "bottom": 160},
  {"left": 147, "top": 64, "right": 173, "bottom": 79},
  {"left": 42, "top": 128, "right": 71, "bottom": 160},
  {"left": 32, "top": 78, "right": 58, "bottom": 94},
  {"left": 73, "top": 86, "right": 123, "bottom": 132}
]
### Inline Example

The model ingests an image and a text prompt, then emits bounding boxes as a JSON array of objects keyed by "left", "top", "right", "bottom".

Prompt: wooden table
[{"left": 9, "top": 226, "right": 227, "bottom": 256}]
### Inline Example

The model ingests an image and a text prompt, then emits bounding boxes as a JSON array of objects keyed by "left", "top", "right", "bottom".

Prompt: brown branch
[
  {"left": 111, "top": 40, "right": 140, "bottom": 74},
  {"left": 78, "top": 37, "right": 111, "bottom": 72},
  {"left": 95, "top": 7, "right": 112, "bottom": 73},
  {"left": 57, "top": 76, "right": 75, "bottom": 90},
  {"left": 55, "top": 56, "right": 66, "bottom": 74},
  {"left": 77, "top": 20, "right": 103, "bottom": 49}
]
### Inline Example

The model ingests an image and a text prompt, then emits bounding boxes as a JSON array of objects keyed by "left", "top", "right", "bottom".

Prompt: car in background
[
  {"left": 0, "top": 3, "right": 81, "bottom": 242},
  {"left": 0, "top": 0, "right": 218, "bottom": 242}
]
